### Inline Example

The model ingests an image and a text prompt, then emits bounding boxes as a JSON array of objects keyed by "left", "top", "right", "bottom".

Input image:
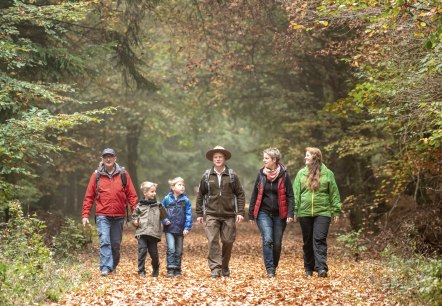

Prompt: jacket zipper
[
  {"left": 219, "top": 173, "right": 222, "bottom": 196},
  {"left": 311, "top": 191, "right": 315, "bottom": 216}
]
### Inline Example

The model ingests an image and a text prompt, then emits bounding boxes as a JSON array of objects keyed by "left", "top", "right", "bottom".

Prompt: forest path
[{"left": 53, "top": 222, "right": 394, "bottom": 305}]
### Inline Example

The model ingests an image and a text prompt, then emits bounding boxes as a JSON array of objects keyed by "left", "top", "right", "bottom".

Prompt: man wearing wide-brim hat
[{"left": 196, "top": 145, "right": 245, "bottom": 278}]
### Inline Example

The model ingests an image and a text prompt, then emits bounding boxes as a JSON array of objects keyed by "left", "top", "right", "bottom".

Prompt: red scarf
[{"left": 263, "top": 164, "right": 281, "bottom": 182}]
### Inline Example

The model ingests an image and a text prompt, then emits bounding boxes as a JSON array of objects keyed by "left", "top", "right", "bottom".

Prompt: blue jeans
[
  {"left": 96, "top": 216, "right": 124, "bottom": 273},
  {"left": 256, "top": 211, "right": 287, "bottom": 271},
  {"left": 165, "top": 232, "right": 184, "bottom": 270}
]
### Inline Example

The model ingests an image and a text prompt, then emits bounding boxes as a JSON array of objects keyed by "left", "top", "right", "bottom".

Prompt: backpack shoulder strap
[
  {"left": 228, "top": 168, "right": 238, "bottom": 213},
  {"left": 120, "top": 166, "right": 127, "bottom": 188},
  {"left": 204, "top": 169, "right": 210, "bottom": 182},
  {"left": 228, "top": 168, "right": 235, "bottom": 184},
  {"left": 204, "top": 169, "right": 211, "bottom": 194},
  {"left": 95, "top": 169, "right": 100, "bottom": 199}
]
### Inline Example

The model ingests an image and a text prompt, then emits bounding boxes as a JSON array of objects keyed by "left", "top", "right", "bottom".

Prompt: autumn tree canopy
[{"left": 0, "top": 0, "right": 441, "bottom": 251}]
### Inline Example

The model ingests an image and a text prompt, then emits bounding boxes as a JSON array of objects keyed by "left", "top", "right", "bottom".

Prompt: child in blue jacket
[{"left": 161, "top": 177, "right": 193, "bottom": 277}]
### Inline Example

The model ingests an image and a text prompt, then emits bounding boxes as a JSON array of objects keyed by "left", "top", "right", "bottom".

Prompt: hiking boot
[
  {"left": 175, "top": 270, "right": 182, "bottom": 277},
  {"left": 305, "top": 270, "right": 313, "bottom": 277},
  {"left": 167, "top": 269, "right": 175, "bottom": 277},
  {"left": 210, "top": 270, "right": 221, "bottom": 278},
  {"left": 101, "top": 270, "right": 109, "bottom": 277},
  {"left": 138, "top": 272, "right": 146, "bottom": 278},
  {"left": 221, "top": 267, "right": 230, "bottom": 277},
  {"left": 110, "top": 269, "right": 117, "bottom": 275},
  {"left": 318, "top": 270, "right": 328, "bottom": 278},
  {"left": 267, "top": 268, "right": 275, "bottom": 278}
]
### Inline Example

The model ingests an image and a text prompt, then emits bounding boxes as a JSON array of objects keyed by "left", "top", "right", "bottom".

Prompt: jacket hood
[
  {"left": 166, "top": 191, "right": 189, "bottom": 200},
  {"left": 139, "top": 198, "right": 158, "bottom": 205},
  {"left": 97, "top": 162, "right": 124, "bottom": 177}
]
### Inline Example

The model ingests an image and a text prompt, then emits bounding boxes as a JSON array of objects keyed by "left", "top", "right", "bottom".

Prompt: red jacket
[
  {"left": 82, "top": 164, "right": 138, "bottom": 218},
  {"left": 248, "top": 164, "right": 294, "bottom": 220}
]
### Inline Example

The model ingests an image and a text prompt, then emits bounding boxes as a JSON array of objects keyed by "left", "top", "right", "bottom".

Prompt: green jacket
[{"left": 293, "top": 164, "right": 342, "bottom": 217}]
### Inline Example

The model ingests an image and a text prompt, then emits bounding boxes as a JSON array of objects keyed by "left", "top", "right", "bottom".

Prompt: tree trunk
[{"left": 126, "top": 121, "right": 142, "bottom": 194}]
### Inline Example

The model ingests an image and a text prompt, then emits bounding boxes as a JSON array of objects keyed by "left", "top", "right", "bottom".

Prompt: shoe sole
[{"left": 318, "top": 270, "right": 328, "bottom": 277}]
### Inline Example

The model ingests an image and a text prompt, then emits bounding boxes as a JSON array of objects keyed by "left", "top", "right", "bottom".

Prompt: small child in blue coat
[{"left": 161, "top": 177, "right": 193, "bottom": 277}]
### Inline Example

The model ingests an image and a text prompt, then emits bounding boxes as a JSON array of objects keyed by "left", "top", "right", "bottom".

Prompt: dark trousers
[
  {"left": 299, "top": 216, "right": 331, "bottom": 272},
  {"left": 137, "top": 235, "right": 159, "bottom": 274}
]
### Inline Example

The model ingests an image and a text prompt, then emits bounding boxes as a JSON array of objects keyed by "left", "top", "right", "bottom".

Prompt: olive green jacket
[
  {"left": 131, "top": 199, "right": 167, "bottom": 240},
  {"left": 293, "top": 164, "right": 342, "bottom": 217},
  {"left": 195, "top": 166, "right": 245, "bottom": 218}
]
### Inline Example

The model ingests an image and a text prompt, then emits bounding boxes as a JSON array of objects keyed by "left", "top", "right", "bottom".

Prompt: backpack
[
  {"left": 95, "top": 166, "right": 127, "bottom": 199},
  {"left": 202, "top": 168, "right": 238, "bottom": 214},
  {"left": 94, "top": 166, "right": 129, "bottom": 222},
  {"left": 203, "top": 168, "right": 235, "bottom": 186}
]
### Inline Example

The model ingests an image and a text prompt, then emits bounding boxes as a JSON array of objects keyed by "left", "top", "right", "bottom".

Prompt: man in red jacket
[{"left": 82, "top": 148, "right": 138, "bottom": 276}]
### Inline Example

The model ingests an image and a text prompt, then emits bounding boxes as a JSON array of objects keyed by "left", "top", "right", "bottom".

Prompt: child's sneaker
[
  {"left": 175, "top": 269, "right": 182, "bottom": 277},
  {"left": 167, "top": 269, "right": 174, "bottom": 277}
]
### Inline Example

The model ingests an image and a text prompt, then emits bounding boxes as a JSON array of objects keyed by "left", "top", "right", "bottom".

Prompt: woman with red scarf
[{"left": 249, "top": 147, "right": 294, "bottom": 277}]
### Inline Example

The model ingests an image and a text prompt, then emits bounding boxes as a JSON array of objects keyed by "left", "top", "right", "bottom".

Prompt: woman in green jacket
[{"left": 293, "top": 147, "right": 342, "bottom": 277}]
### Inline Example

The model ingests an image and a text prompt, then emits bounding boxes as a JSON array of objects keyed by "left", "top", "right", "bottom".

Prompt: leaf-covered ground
[{"left": 54, "top": 222, "right": 396, "bottom": 305}]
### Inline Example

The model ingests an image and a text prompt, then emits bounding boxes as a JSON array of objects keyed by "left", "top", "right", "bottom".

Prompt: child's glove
[{"left": 183, "top": 229, "right": 189, "bottom": 235}]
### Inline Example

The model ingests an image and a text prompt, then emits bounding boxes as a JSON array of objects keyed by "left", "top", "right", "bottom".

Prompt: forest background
[{"left": 0, "top": 0, "right": 441, "bottom": 305}]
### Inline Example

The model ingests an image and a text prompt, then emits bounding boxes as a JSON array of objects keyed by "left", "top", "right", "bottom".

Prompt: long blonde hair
[{"left": 305, "top": 147, "right": 322, "bottom": 191}]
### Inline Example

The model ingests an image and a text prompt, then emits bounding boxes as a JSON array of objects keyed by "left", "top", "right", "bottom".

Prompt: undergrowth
[
  {"left": 337, "top": 226, "right": 442, "bottom": 306},
  {"left": 382, "top": 247, "right": 442, "bottom": 306},
  {"left": 0, "top": 200, "right": 90, "bottom": 305}
]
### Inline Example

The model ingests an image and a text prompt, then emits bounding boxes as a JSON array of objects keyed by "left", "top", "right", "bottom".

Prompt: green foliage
[
  {"left": 382, "top": 248, "right": 442, "bottom": 305},
  {"left": 0, "top": 200, "right": 89, "bottom": 304},
  {"left": 53, "top": 218, "right": 87, "bottom": 259},
  {"left": 287, "top": 0, "right": 442, "bottom": 217},
  {"left": 0, "top": 200, "right": 54, "bottom": 303},
  {"left": 2, "top": 200, "right": 51, "bottom": 266},
  {"left": 336, "top": 229, "right": 367, "bottom": 261},
  {"left": 0, "top": 1, "right": 115, "bottom": 208}
]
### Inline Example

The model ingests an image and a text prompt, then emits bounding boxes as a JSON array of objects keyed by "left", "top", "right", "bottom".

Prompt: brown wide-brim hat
[{"left": 206, "top": 145, "right": 232, "bottom": 161}]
